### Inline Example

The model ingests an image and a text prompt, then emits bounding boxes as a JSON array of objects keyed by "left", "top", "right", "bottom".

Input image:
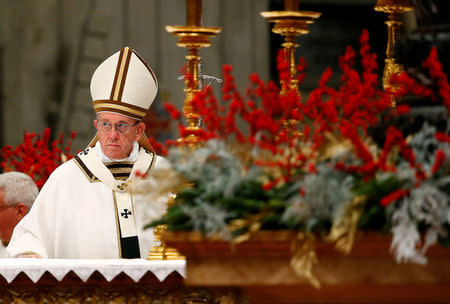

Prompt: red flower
[
  {"left": 391, "top": 105, "right": 410, "bottom": 115},
  {"left": 431, "top": 149, "right": 446, "bottom": 175},
  {"left": 262, "top": 179, "right": 278, "bottom": 191},
  {"left": 380, "top": 189, "right": 410, "bottom": 207},
  {"left": 308, "top": 163, "right": 317, "bottom": 174},
  {"left": 134, "top": 170, "right": 148, "bottom": 179},
  {"left": 163, "top": 103, "right": 181, "bottom": 120},
  {"left": 435, "top": 132, "right": 450, "bottom": 143}
]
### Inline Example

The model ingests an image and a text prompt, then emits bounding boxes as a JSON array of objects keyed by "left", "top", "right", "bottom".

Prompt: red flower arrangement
[
  {"left": 153, "top": 29, "right": 449, "bottom": 208},
  {"left": 0, "top": 128, "right": 76, "bottom": 189},
  {"left": 144, "top": 29, "right": 449, "bottom": 272}
]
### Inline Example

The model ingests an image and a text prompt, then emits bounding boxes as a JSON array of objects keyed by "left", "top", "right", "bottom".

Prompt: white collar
[
  {"left": 95, "top": 141, "right": 139, "bottom": 163},
  {"left": 76, "top": 142, "right": 155, "bottom": 192}
]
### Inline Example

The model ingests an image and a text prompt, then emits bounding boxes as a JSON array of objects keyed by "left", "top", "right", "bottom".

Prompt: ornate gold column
[
  {"left": 166, "top": 0, "right": 221, "bottom": 147},
  {"left": 261, "top": 0, "right": 320, "bottom": 96},
  {"left": 375, "top": 0, "right": 414, "bottom": 106}
]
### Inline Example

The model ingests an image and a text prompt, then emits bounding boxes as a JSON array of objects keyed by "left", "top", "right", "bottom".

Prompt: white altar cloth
[{"left": 0, "top": 258, "right": 185, "bottom": 283}]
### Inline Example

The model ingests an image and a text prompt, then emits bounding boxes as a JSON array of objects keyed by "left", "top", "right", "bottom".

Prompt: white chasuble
[{"left": 6, "top": 145, "right": 171, "bottom": 259}]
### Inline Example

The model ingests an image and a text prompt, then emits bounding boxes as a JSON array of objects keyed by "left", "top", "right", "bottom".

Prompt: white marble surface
[{"left": 0, "top": 258, "right": 185, "bottom": 283}]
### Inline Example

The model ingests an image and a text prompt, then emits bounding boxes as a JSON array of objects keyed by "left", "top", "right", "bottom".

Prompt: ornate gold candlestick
[
  {"left": 166, "top": 0, "right": 221, "bottom": 147},
  {"left": 261, "top": 0, "right": 320, "bottom": 96},
  {"left": 375, "top": 0, "right": 414, "bottom": 106}
]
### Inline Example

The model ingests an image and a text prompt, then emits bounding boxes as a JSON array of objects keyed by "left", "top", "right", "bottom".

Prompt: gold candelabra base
[
  {"left": 147, "top": 224, "right": 185, "bottom": 260},
  {"left": 147, "top": 244, "right": 185, "bottom": 260}
]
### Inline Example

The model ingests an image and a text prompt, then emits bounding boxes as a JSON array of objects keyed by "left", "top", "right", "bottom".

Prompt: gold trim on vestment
[
  {"left": 73, "top": 156, "right": 101, "bottom": 183},
  {"left": 112, "top": 191, "right": 122, "bottom": 259},
  {"left": 146, "top": 150, "right": 157, "bottom": 175},
  {"left": 106, "top": 162, "right": 134, "bottom": 180}
]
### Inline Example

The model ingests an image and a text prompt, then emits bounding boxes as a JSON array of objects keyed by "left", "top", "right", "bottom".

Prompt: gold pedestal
[
  {"left": 147, "top": 224, "right": 185, "bottom": 260},
  {"left": 148, "top": 244, "right": 185, "bottom": 260}
]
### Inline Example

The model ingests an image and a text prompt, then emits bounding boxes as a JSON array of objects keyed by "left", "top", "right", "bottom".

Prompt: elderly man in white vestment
[
  {"left": 7, "top": 47, "right": 170, "bottom": 259},
  {"left": 0, "top": 172, "right": 38, "bottom": 257}
]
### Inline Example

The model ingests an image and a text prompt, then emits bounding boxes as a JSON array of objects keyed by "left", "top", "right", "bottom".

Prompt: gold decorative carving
[
  {"left": 217, "top": 294, "right": 237, "bottom": 304},
  {"left": 182, "top": 288, "right": 245, "bottom": 304},
  {"left": 183, "top": 290, "right": 212, "bottom": 304},
  {"left": 375, "top": 0, "right": 414, "bottom": 106},
  {"left": 383, "top": 58, "right": 406, "bottom": 106},
  {"left": 0, "top": 286, "right": 176, "bottom": 304}
]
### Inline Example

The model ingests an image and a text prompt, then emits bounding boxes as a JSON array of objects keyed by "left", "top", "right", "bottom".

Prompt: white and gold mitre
[
  {"left": 88, "top": 47, "right": 158, "bottom": 151},
  {"left": 90, "top": 46, "right": 158, "bottom": 120}
]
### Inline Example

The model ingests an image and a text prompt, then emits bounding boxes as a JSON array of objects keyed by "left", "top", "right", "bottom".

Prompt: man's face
[
  {"left": 0, "top": 189, "right": 25, "bottom": 243},
  {"left": 94, "top": 112, "right": 145, "bottom": 159}
]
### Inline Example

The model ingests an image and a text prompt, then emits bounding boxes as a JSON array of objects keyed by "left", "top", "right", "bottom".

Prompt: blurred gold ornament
[
  {"left": 317, "top": 132, "right": 353, "bottom": 161},
  {"left": 327, "top": 195, "right": 368, "bottom": 255},
  {"left": 228, "top": 211, "right": 269, "bottom": 244},
  {"left": 290, "top": 232, "right": 320, "bottom": 288},
  {"left": 375, "top": 0, "right": 414, "bottom": 106}
]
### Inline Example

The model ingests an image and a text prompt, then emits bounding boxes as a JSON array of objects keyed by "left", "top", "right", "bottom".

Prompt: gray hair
[{"left": 0, "top": 172, "right": 38, "bottom": 209}]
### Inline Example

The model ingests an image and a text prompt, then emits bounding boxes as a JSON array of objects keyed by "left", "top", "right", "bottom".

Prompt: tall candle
[
  {"left": 284, "top": 0, "right": 299, "bottom": 11},
  {"left": 187, "top": 0, "right": 202, "bottom": 26}
]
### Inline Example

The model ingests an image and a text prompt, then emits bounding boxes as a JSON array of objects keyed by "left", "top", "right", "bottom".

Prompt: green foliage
[
  {"left": 145, "top": 177, "right": 293, "bottom": 236},
  {"left": 353, "top": 175, "right": 403, "bottom": 197},
  {"left": 354, "top": 175, "right": 403, "bottom": 231}
]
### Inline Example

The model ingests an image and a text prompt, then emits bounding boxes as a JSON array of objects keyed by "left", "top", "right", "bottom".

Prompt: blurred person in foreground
[
  {"left": 0, "top": 172, "right": 38, "bottom": 257},
  {"left": 7, "top": 47, "right": 171, "bottom": 259}
]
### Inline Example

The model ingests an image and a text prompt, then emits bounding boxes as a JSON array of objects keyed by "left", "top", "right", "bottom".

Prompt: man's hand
[{"left": 19, "top": 253, "right": 42, "bottom": 258}]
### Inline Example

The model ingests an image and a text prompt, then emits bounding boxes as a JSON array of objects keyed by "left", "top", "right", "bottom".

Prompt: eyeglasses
[
  {"left": 97, "top": 121, "right": 139, "bottom": 134},
  {"left": 0, "top": 204, "right": 16, "bottom": 214}
]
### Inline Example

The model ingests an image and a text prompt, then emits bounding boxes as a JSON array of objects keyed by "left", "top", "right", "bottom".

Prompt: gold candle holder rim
[
  {"left": 261, "top": 11, "right": 321, "bottom": 20},
  {"left": 374, "top": 4, "right": 413, "bottom": 14},
  {"left": 166, "top": 25, "right": 222, "bottom": 35}
]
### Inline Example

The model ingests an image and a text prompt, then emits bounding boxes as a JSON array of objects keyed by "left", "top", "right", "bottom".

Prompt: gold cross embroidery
[{"left": 117, "top": 183, "right": 127, "bottom": 191}]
